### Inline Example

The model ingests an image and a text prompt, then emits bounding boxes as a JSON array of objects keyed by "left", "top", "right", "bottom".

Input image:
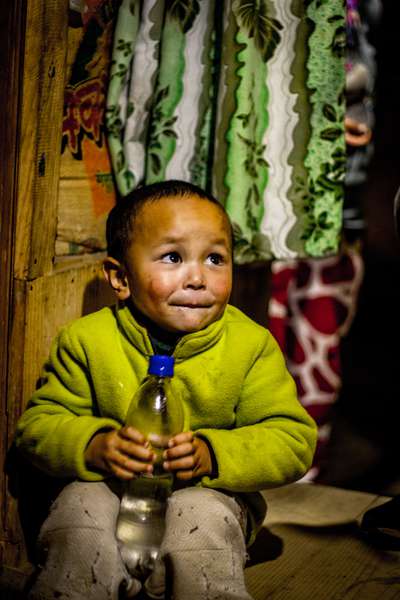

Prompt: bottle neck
[{"left": 151, "top": 375, "right": 170, "bottom": 383}]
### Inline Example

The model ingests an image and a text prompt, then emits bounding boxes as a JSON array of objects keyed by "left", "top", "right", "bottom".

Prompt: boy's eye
[
  {"left": 207, "top": 253, "right": 224, "bottom": 265},
  {"left": 161, "top": 252, "right": 181, "bottom": 264}
]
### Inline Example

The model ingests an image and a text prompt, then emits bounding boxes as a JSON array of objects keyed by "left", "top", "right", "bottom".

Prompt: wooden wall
[
  {"left": 1, "top": 0, "right": 116, "bottom": 570},
  {"left": 0, "top": 0, "right": 26, "bottom": 572}
]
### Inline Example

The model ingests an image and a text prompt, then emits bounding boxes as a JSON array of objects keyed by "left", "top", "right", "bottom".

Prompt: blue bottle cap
[{"left": 148, "top": 355, "right": 174, "bottom": 377}]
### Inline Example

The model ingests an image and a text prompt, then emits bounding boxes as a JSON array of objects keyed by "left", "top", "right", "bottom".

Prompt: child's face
[{"left": 120, "top": 195, "right": 233, "bottom": 333}]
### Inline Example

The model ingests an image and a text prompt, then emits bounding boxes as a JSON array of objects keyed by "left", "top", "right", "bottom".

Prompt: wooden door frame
[
  {"left": 0, "top": 0, "right": 26, "bottom": 567},
  {"left": 0, "top": 0, "right": 69, "bottom": 568},
  {"left": 1, "top": 0, "right": 116, "bottom": 571}
]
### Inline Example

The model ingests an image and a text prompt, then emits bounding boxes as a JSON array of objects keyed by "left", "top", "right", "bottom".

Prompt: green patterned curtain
[{"left": 106, "top": 0, "right": 345, "bottom": 262}]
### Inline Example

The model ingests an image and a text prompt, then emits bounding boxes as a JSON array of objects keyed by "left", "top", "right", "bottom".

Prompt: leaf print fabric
[{"left": 106, "top": 0, "right": 345, "bottom": 262}]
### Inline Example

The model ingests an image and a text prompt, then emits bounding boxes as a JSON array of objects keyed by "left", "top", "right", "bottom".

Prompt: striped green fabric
[{"left": 106, "top": 0, "right": 345, "bottom": 262}]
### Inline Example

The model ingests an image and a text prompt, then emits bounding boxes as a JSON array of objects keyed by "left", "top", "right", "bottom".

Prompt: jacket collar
[{"left": 114, "top": 301, "right": 226, "bottom": 361}]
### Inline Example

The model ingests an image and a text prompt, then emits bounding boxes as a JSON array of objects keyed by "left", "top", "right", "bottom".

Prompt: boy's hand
[
  {"left": 163, "top": 431, "right": 212, "bottom": 480},
  {"left": 85, "top": 426, "right": 155, "bottom": 480}
]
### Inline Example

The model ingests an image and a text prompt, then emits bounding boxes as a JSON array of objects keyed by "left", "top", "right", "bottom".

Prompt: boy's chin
[
  {"left": 161, "top": 310, "right": 223, "bottom": 335},
  {"left": 163, "top": 320, "right": 210, "bottom": 335}
]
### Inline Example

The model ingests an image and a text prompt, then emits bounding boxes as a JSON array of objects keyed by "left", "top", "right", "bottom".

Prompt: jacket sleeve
[
  {"left": 15, "top": 326, "right": 120, "bottom": 480},
  {"left": 196, "top": 333, "right": 317, "bottom": 492}
]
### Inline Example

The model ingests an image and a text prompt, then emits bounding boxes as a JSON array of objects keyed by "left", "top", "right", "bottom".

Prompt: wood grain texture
[
  {"left": 14, "top": 0, "right": 69, "bottom": 279},
  {"left": 1, "top": 0, "right": 117, "bottom": 571},
  {"left": 3, "top": 261, "right": 115, "bottom": 569},
  {"left": 22, "top": 260, "right": 115, "bottom": 406},
  {"left": 2, "top": 279, "right": 30, "bottom": 569},
  {"left": 0, "top": 0, "right": 27, "bottom": 571}
]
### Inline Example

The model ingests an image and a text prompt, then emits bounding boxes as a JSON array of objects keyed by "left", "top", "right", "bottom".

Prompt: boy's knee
[
  {"left": 161, "top": 489, "right": 251, "bottom": 599},
  {"left": 163, "top": 487, "right": 246, "bottom": 553},
  {"left": 41, "top": 481, "right": 119, "bottom": 534},
  {"left": 30, "top": 482, "right": 129, "bottom": 599}
]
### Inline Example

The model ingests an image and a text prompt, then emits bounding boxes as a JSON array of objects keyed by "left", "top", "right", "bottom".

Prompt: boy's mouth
[
  {"left": 169, "top": 295, "right": 214, "bottom": 309},
  {"left": 171, "top": 303, "right": 211, "bottom": 309}
]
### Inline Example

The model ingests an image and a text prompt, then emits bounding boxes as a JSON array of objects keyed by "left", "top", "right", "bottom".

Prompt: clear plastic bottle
[{"left": 116, "top": 355, "right": 183, "bottom": 576}]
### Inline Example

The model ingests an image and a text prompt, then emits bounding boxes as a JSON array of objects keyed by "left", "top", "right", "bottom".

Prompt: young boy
[{"left": 16, "top": 180, "right": 317, "bottom": 600}]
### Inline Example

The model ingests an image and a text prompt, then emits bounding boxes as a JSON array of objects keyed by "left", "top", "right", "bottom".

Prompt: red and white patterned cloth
[{"left": 268, "top": 248, "right": 364, "bottom": 480}]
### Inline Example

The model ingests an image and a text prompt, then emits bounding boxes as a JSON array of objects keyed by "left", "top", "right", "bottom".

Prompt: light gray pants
[{"left": 28, "top": 481, "right": 253, "bottom": 600}]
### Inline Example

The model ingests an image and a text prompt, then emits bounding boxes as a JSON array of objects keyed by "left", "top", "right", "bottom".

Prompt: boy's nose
[{"left": 184, "top": 264, "right": 206, "bottom": 289}]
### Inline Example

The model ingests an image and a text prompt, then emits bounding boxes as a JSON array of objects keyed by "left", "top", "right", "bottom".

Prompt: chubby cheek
[
  {"left": 211, "top": 273, "right": 232, "bottom": 304},
  {"left": 145, "top": 273, "right": 176, "bottom": 305}
]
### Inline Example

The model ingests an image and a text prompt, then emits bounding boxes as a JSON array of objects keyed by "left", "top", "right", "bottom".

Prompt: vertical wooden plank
[
  {"left": 1, "top": 0, "right": 70, "bottom": 571},
  {"left": 21, "top": 262, "right": 115, "bottom": 403},
  {"left": 2, "top": 280, "right": 30, "bottom": 569},
  {"left": 1, "top": 0, "right": 119, "bottom": 573},
  {"left": 0, "top": 0, "right": 26, "bottom": 570},
  {"left": 14, "top": 0, "right": 69, "bottom": 279},
  {"left": 3, "top": 263, "right": 115, "bottom": 569}
]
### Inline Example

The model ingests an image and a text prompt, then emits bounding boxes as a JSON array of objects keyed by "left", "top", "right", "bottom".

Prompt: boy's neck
[{"left": 127, "top": 299, "right": 181, "bottom": 355}]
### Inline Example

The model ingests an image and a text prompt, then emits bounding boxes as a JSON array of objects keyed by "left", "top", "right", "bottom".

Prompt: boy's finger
[
  {"left": 111, "top": 464, "right": 136, "bottom": 480},
  {"left": 119, "top": 426, "right": 148, "bottom": 444},
  {"left": 112, "top": 454, "right": 154, "bottom": 476},
  {"left": 163, "top": 454, "right": 195, "bottom": 472},
  {"left": 168, "top": 431, "right": 193, "bottom": 447},
  {"left": 163, "top": 442, "right": 193, "bottom": 460},
  {"left": 118, "top": 440, "right": 155, "bottom": 462}
]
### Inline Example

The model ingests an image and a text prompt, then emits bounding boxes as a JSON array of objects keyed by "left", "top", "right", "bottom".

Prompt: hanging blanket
[
  {"left": 106, "top": 0, "right": 345, "bottom": 262},
  {"left": 268, "top": 248, "right": 364, "bottom": 477}
]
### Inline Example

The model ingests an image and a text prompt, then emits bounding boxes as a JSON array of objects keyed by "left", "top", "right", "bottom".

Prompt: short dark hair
[{"left": 106, "top": 179, "right": 231, "bottom": 262}]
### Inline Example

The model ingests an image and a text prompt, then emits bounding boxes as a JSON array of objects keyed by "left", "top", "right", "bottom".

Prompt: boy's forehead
[{"left": 134, "top": 194, "right": 231, "bottom": 242}]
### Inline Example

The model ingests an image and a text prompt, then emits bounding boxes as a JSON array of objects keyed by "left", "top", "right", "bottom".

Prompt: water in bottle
[{"left": 116, "top": 355, "right": 183, "bottom": 576}]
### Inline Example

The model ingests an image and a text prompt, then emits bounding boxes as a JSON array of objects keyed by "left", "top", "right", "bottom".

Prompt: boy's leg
[
  {"left": 27, "top": 480, "right": 137, "bottom": 600},
  {"left": 146, "top": 487, "right": 253, "bottom": 600}
]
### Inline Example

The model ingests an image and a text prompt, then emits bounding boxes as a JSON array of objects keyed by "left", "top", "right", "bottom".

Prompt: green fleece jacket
[{"left": 16, "top": 303, "right": 316, "bottom": 530}]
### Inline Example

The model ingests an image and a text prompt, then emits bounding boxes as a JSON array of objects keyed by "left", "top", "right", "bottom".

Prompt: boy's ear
[{"left": 103, "top": 257, "right": 131, "bottom": 300}]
